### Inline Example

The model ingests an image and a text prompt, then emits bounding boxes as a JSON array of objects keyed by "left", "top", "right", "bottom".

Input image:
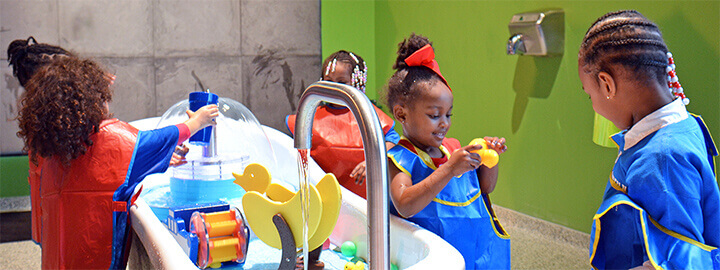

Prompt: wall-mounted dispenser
[{"left": 507, "top": 10, "right": 564, "bottom": 56}]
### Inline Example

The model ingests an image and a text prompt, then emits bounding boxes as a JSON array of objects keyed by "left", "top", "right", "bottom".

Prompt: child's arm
[
  {"left": 168, "top": 105, "right": 219, "bottom": 167},
  {"left": 477, "top": 137, "right": 507, "bottom": 194},
  {"left": 389, "top": 144, "right": 483, "bottom": 218}
]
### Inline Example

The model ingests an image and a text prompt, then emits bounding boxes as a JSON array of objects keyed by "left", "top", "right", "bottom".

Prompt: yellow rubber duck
[
  {"left": 344, "top": 261, "right": 365, "bottom": 270},
  {"left": 469, "top": 138, "right": 499, "bottom": 168},
  {"left": 233, "top": 163, "right": 342, "bottom": 250}
]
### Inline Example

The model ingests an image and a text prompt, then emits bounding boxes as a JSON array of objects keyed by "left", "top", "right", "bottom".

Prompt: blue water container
[{"left": 188, "top": 92, "right": 219, "bottom": 143}]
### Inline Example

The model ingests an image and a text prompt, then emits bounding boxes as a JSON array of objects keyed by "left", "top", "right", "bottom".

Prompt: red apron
[
  {"left": 287, "top": 105, "right": 395, "bottom": 198},
  {"left": 39, "top": 119, "right": 138, "bottom": 269}
]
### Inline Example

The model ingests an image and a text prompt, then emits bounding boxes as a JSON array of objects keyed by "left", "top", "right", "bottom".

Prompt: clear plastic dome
[
  {"left": 155, "top": 97, "right": 277, "bottom": 180},
  {"left": 141, "top": 97, "right": 277, "bottom": 215}
]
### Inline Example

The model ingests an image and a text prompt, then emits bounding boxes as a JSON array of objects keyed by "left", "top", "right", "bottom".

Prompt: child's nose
[{"left": 439, "top": 117, "right": 449, "bottom": 128}]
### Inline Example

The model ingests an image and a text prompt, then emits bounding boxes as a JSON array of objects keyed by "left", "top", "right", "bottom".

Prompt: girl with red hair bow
[{"left": 385, "top": 33, "right": 510, "bottom": 269}]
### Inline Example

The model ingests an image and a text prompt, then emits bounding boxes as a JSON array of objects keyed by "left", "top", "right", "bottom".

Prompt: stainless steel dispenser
[{"left": 507, "top": 10, "right": 564, "bottom": 56}]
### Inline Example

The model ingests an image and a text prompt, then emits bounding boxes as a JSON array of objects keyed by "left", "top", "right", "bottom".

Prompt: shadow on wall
[
  {"left": 250, "top": 48, "right": 306, "bottom": 115},
  {"left": 511, "top": 54, "right": 563, "bottom": 133}
]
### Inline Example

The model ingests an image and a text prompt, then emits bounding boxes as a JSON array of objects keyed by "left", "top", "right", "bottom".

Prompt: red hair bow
[{"left": 404, "top": 44, "right": 450, "bottom": 90}]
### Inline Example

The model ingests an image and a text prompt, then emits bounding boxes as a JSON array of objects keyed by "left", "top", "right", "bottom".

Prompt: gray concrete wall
[{"left": 0, "top": 0, "right": 320, "bottom": 154}]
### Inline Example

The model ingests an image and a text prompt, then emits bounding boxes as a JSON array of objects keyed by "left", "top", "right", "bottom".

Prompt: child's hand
[
  {"left": 350, "top": 161, "right": 367, "bottom": 184},
  {"left": 483, "top": 136, "right": 507, "bottom": 154},
  {"left": 169, "top": 153, "right": 187, "bottom": 167},
  {"left": 169, "top": 144, "right": 189, "bottom": 167},
  {"left": 185, "top": 104, "right": 220, "bottom": 129},
  {"left": 445, "top": 144, "right": 483, "bottom": 177},
  {"left": 183, "top": 104, "right": 219, "bottom": 136}
]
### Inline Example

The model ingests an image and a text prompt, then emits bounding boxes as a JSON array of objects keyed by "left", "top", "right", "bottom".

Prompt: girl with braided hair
[
  {"left": 579, "top": 10, "right": 720, "bottom": 269},
  {"left": 7, "top": 37, "right": 75, "bottom": 245},
  {"left": 385, "top": 33, "right": 509, "bottom": 269}
]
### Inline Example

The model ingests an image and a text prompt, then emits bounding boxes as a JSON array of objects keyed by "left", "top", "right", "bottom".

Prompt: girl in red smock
[
  {"left": 16, "top": 57, "right": 218, "bottom": 269},
  {"left": 286, "top": 50, "right": 399, "bottom": 199}
]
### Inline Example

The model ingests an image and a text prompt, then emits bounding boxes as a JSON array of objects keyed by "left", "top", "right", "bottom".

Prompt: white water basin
[{"left": 128, "top": 118, "right": 464, "bottom": 269}]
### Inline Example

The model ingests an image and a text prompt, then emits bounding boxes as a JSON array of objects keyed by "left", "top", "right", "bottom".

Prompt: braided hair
[
  {"left": 7, "top": 36, "right": 73, "bottom": 87},
  {"left": 322, "top": 50, "right": 368, "bottom": 92},
  {"left": 579, "top": 10, "right": 669, "bottom": 84},
  {"left": 385, "top": 33, "right": 443, "bottom": 110}
]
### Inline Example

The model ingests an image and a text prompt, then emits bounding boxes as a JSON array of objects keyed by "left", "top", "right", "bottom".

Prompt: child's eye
[
  {"left": 428, "top": 114, "right": 440, "bottom": 119},
  {"left": 447, "top": 114, "right": 453, "bottom": 118}
]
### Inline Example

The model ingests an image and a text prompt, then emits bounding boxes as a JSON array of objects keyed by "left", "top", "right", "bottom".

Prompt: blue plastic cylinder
[{"left": 188, "top": 92, "right": 219, "bottom": 143}]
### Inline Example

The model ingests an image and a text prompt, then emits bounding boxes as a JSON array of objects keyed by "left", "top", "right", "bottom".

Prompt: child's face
[
  {"left": 323, "top": 62, "right": 352, "bottom": 86},
  {"left": 401, "top": 81, "right": 453, "bottom": 152}
]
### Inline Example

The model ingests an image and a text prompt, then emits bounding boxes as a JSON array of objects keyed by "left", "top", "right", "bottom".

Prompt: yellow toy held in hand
[{"left": 469, "top": 138, "right": 499, "bottom": 168}]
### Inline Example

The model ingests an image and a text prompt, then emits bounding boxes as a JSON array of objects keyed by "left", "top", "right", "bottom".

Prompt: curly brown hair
[{"left": 17, "top": 57, "right": 113, "bottom": 165}]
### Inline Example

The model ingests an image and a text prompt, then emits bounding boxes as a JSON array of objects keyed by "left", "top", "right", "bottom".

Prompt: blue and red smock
[
  {"left": 35, "top": 118, "right": 189, "bottom": 269},
  {"left": 387, "top": 137, "right": 511, "bottom": 269}
]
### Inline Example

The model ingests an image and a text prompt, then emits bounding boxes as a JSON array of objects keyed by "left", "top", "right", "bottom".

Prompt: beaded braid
[
  {"left": 579, "top": 10, "right": 688, "bottom": 102},
  {"left": 666, "top": 52, "right": 688, "bottom": 104},
  {"left": 322, "top": 50, "right": 368, "bottom": 93}
]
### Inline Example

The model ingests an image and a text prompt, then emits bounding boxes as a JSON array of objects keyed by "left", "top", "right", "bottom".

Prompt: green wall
[
  {"left": 0, "top": 156, "right": 31, "bottom": 197},
  {"left": 322, "top": 0, "right": 720, "bottom": 233}
]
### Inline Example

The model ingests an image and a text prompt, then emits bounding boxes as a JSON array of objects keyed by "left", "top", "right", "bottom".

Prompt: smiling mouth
[{"left": 432, "top": 132, "right": 446, "bottom": 140}]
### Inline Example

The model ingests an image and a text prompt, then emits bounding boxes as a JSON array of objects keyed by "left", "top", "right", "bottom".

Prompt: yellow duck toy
[
  {"left": 344, "top": 261, "right": 365, "bottom": 270},
  {"left": 232, "top": 163, "right": 342, "bottom": 250}
]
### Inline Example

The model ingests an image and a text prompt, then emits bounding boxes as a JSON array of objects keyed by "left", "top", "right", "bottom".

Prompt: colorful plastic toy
[
  {"left": 344, "top": 261, "right": 366, "bottom": 270},
  {"left": 232, "top": 163, "right": 342, "bottom": 251},
  {"left": 341, "top": 241, "right": 357, "bottom": 257},
  {"left": 469, "top": 138, "right": 499, "bottom": 168},
  {"left": 190, "top": 207, "right": 249, "bottom": 269},
  {"left": 164, "top": 202, "right": 249, "bottom": 269}
]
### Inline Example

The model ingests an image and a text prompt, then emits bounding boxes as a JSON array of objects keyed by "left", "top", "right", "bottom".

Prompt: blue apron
[
  {"left": 590, "top": 191, "right": 720, "bottom": 269},
  {"left": 388, "top": 140, "right": 511, "bottom": 269},
  {"left": 590, "top": 115, "right": 720, "bottom": 269}
]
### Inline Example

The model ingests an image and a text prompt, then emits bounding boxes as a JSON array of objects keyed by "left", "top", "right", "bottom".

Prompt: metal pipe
[{"left": 294, "top": 81, "right": 390, "bottom": 269}]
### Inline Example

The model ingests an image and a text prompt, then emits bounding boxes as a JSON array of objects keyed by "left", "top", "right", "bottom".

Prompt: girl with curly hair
[{"left": 16, "top": 56, "right": 218, "bottom": 269}]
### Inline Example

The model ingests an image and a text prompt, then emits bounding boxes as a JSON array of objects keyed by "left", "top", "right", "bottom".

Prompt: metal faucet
[
  {"left": 294, "top": 81, "right": 390, "bottom": 270},
  {"left": 507, "top": 34, "right": 526, "bottom": 55}
]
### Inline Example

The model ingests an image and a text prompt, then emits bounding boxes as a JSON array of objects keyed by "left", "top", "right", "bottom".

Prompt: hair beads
[
  {"left": 323, "top": 51, "right": 367, "bottom": 93},
  {"left": 666, "top": 52, "right": 689, "bottom": 105},
  {"left": 349, "top": 52, "right": 368, "bottom": 93}
]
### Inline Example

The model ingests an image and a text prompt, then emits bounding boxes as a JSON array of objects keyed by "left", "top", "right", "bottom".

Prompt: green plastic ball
[
  {"left": 340, "top": 241, "right": 357, "bottom": 257},
  {"left": 391, "top": 263, "right": 399, "bottom": 270}
]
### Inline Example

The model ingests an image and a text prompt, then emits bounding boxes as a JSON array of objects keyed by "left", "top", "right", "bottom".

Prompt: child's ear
[
  {"left": 393, "top": 104, "right": 406, "bottom": 123},
  {"left": 597, "top": 71, "right": 617, "bottom": 100}
]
